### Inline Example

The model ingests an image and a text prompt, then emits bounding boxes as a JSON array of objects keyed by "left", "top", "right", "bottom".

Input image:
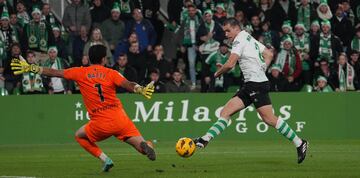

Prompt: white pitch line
[{"left": 0, "top": 176, "right": 36, "bottom": 178}]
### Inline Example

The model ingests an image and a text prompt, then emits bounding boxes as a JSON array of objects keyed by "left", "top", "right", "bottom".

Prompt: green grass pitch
[{"left": 0, "top": 140, "right": 359, "bottom": 178}]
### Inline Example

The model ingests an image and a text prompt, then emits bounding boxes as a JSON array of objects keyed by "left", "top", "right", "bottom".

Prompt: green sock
[
  {"left": 202, "top": 118, "right": 229, "bottom": 141},
  {"left": 275, "top": 119, "right": 302, "bottom": 147}
]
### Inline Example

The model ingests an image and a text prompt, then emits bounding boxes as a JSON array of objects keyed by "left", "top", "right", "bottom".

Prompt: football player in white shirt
[{"left": 194, "top": 18, "right": 308, "bottom": 164}]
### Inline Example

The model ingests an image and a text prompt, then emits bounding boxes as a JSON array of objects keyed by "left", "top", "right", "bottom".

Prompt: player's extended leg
[
  {"left": 195, "top": 97, "right": 246, "bottom": 148},
  {"left": 75, "top": 125, "right": 113, "bottom": 172},
  {"left": 125, "top": 136, "right": 156, "bottom": 161},
  {"left": 257, "top": 105, "right": 308, "bottom": 164}
]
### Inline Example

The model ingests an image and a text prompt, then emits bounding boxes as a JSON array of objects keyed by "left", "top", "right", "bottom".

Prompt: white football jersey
[{"left": 231, "top": 31, "right": 268, "bottom": 82}]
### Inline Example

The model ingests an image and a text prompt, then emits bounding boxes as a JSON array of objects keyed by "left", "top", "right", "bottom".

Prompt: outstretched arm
[
  {"left": 113, "top": 72, "right": 155, "bottom": 99},
  {"left": 41, "top": 68, "right": 64, "bottom": 78},
  {"left": 214, "top": 53, "right": 239, "bottom": 78},
  {"left": 11, "top": 58, "right": 64, "bottom": 78}
]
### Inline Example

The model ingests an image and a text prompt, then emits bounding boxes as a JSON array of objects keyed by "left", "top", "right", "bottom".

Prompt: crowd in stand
[{"left": 0, "top": 0, "right": 360, "bottom": 95}]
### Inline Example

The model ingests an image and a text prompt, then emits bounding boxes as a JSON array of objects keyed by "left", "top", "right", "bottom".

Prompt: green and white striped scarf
[
  {"left": 293, "top": 33, "right": 310, "bottom": 53},
  {"left": 351, "top": 36, "right": 360, "bottom": 52},
  {"left": 319, "top": 33, "right": 332, "bottom": 62},
  {"left": 44, "top": 57, "right": 64, "bottom": 70},
  {"left": 293, "top": 33, "right": 310, "bottom": 70},
  {"left": 181, "top": 10, "right": 201, "bottom": 46},
  {"left": 0, "top": 37, "right": 5, "bottom": 60},
  {"left": 297, "top": 4, "right": 311, "bottom": 31},
  {"left": 22, "top": 72, "right": 44, "bottom": 92},
  {"left": 27, "top": 21, "right": 49, "bottom": 52},
  {"left": 275, "top": 49, "right": 297, "bottom": 75},
  {"left": 338, "top": 63, "right": 355, "bottom": 91}
]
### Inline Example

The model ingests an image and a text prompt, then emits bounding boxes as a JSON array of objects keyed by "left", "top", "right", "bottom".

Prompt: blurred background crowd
[{"left": 0, "top": 0, "right": 359, "bottom": 95}]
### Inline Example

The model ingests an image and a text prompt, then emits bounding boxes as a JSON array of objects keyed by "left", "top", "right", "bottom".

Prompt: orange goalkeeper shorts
[{"left": 84, "top": 111, "right": 141, "bottom": 142}]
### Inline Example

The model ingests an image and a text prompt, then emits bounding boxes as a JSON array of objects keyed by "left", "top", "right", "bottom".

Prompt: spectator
[
  {"left": 213, "top": 3, "right": 227, "bottom": 25},
  {"left": 90, "top": 0, "right": 110, "bottom": 29},
  {"left": 1, "top": 9, "right": 19, "bottom": 60},
  {"left": 165, "top": 68, "right": 190, "bottom": 93},
  {"left": 83, "top": 28, "right": 112, "bottom": 66},
  {"left": 349, "top": 50, "right": 360, "bottom": 90},
  {"left": 127, "top": 41, "right": 147, "bottom": 83},
  {"left": 72, "top": 26, "right": 89, "bottom": 66},
  {"left": 250, "top": 15, "right": 263, "bottom": 40},
  {"left": 203, "top": 43, "right": 231, "bottom": 92},
  {"left": 351, "top": 27, "right": 360, "bottom": 52},
  {"left": 9, "top": 13, "right": 22, "bottom": 35},
  {"left": 223, "top": 0, "right": 236, "bottom": 18},
  {"left": 63, "top": 0, "right": 91, "bottom": 36},
  {"left": 274, "top": 36, "right": 302, "bottom": 91},
  {"left": 331, "top": 4, "right": 354, "bottom": 49},
  {"left": 297, "top": 0, "right": 317, "bottom": 31},
  {"left": 280, "top": 20, "right": 293, "bottom": 47},
  {"left": 52, "top": 26, "right": 69, "bottom": 62},
  {"left": 112, "top": 53, "right": 138, "bottom": 92},
  {"left": 313, "top": 58, "right": 338, "bottom": 89},
  {"left": 317, "top": 0, "right": 333, "bottom": 21},
  {"left": 16, "top": 1, "right": 30, "bottom": 27},
  {"left": 22, "top": 7, "right": 54, "bottom": 55},
  {"left": 117, "top": 0, "right": 136, "bottom": 22},
  {"left": 336, "top": 53, "right": 356, "bottom": 91},
  {"left": 311, "top": 20, "right": 342, "bottom": 67},
  {"left": 257, "top": 0, "right": 272, "bottom": 22},
  {"left": 268, "top": 0, "right": 297, "bottom": 32},
  {"left": 234, "top": 10, "right": 249, "bottom": 29},
  {"left": 3, "top": 43, "right": 21, "bottom": 94},
  {"left": 234, "top": 0, "right": 258, "bottom": 22},
  {"left": 261, "top": 20, "right": 280, "bottom": 49},
  {"left": 310, "top": 20, "right": 320, "bottom": 37},
  {"left": 167, "top": 0, "right": 184, "bottom": 24},
  {"left": 267, "top": 64, "right": 288, "bottom": 92},
  {"left": 143, "top": 68, "right": 166, "bottom": 93},
  {"left": 23, "top": 0, "right": 43, "bottom": 15},
  {"left": 100, "top": 2, "right": 125, "bottom": 51},
  {"left": 134, "top": 0, "right": 163, "bottom": 43},
  {"left": 198, "top": 0, "right": 215, "bottom": 13},
  {"left": 341, "top": 0, "right": 355, "bottom": 25},
  {"left": 293, "top": 23, "right": 312, "bottom": 84},
  {"left": 41, "top": 3, "right": 57, "bottom": 28},
  {"left": 113, "top": 31, "right": 138, "bottom": 61},
  {"left": 42, "top": 46, "right": 71, "bottom": 94},
  {"left": 124, "top": 8, "right": 157, "bottom": 52},
  {"left": 313, "top": 76, "right": 333, "bottom": 92},
  {"left": 21, "top": 51, "right": 45, "bottom": 94},
  {"left": 197, "top": 9, "right": 224, "bottom": 67},
  {"left": 180, "top": 4, "right": 202, "bottom": 89},
  {"left": 161, "top": 21, "right": 182, "bottom": 69},
  {"left": 148, "top": 45, "right": 172, "bottom": 82}
]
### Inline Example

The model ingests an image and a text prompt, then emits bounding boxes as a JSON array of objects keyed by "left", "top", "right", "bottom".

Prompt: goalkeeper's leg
[
  {"left": 195, "top": 97, "right": 245, "bottom": 148},
  {"left": 75, "top": 125, "right": 113, "bottom": 172}
]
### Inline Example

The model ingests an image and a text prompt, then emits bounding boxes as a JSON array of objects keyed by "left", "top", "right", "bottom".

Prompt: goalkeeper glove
[
  {"left": 134, "top": 81, "right": 155, "bottom": 99},
  {"left": 10, "top": 58, "right": 42, "bottom": 75}
]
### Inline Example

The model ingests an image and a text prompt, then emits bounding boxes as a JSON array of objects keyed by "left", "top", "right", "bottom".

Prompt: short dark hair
[
  {"left": 223, "top": 17, "right": 241, "bottom": 27},
  {"left": 89, "top": 45, "right": 107, "bottom": 64}
]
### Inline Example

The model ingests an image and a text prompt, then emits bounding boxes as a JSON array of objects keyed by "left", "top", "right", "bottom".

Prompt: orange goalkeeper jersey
[{"left": 64, "top": 65, "right": 126, "bottom": 122}]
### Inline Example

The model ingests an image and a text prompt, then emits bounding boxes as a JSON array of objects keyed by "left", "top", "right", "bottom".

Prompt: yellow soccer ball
[{"left": 175, "top": 137, "right": 196, "bottom": 158}]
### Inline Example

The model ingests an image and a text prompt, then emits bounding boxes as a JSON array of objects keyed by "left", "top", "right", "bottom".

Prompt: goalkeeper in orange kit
[{"left": 11, "top": 45, "right": 156, "bottom": 172}]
